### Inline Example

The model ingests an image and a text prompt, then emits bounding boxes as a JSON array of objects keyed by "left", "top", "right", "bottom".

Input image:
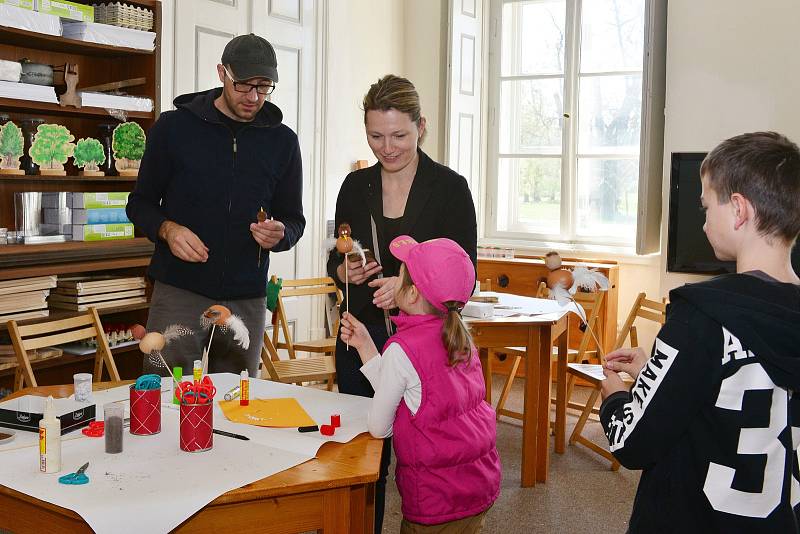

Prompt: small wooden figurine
[
  {"left": 58, "top": 63, "right": 82, "bottom": 109},
  {"left": 73, "top": 137, "right": 106, "bottom": 176},
  {"left": 29, "top": 123, "right": 75, "bottom": 176},
  {"left": 545, "top": 251, "right": 573, "bottom": 290},
  {"left": 112, "top": 121, "right": 146, "bottom": 176},
  {"left": 0, "top": 121, "right": 24, "bottom": 175}
]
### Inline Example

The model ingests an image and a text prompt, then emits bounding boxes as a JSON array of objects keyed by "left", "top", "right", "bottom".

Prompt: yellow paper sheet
[{"left": 218, "top": 398, "right": 316, "bottom": 427}]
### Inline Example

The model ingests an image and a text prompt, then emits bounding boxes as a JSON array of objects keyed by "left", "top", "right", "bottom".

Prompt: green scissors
[{"left": 58, "top": 462, "right": 89, "bottom": 485}]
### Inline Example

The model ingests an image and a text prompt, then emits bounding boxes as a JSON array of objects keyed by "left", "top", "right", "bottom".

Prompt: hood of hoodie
[
  {"left": 172, "top": 87, "right": 283, "bottom": 127},
  {"left": 671, "top": 273, "right": 800, "bottom": 390}
]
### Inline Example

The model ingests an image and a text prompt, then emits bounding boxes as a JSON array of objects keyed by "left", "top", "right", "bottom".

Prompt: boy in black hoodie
[{"left": 600, "top": 132, "right": 800, "bottom": 532}]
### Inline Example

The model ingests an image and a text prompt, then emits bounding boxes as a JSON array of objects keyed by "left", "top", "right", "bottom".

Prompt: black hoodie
[
  {"left": 600, "top": 273, "right": 800, "bottom": 533},
  {"left": 126, "top": 88, "right": 305, "bottom": 300}
]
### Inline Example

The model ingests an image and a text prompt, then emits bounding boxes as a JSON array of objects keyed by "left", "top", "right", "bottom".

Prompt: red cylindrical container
[
  {"left": 129, "top": 386, "right": 161, "bottom": 435},
  {"left": 179, "top": 401, "right": 213, "bottom": 452}
]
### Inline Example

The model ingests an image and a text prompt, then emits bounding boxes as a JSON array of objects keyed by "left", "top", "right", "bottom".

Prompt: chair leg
[
  {"left": 569, "top": 387, "right": 600, "bottom": 445},
  {"left": 495, "top": 354, "right": 521, "bottom": 420}
]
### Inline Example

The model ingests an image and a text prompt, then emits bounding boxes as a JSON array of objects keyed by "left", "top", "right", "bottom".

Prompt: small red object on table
[
  {"left": 320, "top": 424, "right": 335, "bottom": 436},
  {"left": 330, "top": 414, "right": 341, "bottom": 428}
]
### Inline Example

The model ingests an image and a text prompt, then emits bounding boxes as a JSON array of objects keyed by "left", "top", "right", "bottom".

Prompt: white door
[{"left": 171, "top": 0, "right": 320, "bottom": 357}]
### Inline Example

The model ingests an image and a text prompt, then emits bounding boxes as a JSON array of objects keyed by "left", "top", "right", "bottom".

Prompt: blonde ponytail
[{"left": 441, "top": 301, "right": 473, "bottom": 366}]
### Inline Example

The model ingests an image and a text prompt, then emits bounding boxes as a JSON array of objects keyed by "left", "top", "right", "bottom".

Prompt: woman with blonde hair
[{"left": 326, "top": 75, "right": 477, "bottom": 531}]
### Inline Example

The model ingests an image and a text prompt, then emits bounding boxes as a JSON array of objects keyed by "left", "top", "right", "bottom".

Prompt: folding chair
[
  {"left": 566, "top": 292, "right": 667, "bottom": 469},
  {"left": 261, "top": 276, "right": 341, "bottom": 389},
  {"left": 7, "top": 307, "right": 119, "bottom": 391}
]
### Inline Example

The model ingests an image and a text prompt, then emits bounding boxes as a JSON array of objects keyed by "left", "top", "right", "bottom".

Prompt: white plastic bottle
[{"left": 39, "top": 396, "right": 61, "bottom": 473}]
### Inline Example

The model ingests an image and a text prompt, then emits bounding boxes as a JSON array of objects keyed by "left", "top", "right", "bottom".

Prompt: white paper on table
[
  {"left": 472, "top": 291, "right": 578, "bottom": 318},
  {"left": 0, "top": 373, "right": 374, "bottom": 533}
]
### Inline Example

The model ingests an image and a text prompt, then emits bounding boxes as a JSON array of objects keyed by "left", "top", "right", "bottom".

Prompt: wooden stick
[
  {"left": 201, "top": 324, "right": 216, "bottom": 374},
  {"left": 345, "top": 257, "right": 350, "bottom": 351}
]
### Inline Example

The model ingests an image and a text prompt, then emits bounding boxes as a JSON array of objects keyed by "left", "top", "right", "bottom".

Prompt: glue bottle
[
  {"left": 240, "top": 370, "right": 249, "bottom": 406},
  {"left": 193, "top": 359, "right": 202, "bottom": 383},
  {"left": 39, "top": 396, "right": 61, "bottom": 473}
]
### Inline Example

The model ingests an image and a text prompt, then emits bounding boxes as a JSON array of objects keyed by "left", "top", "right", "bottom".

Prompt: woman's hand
[
  {"left": 603, "top": 346, "right": 649, "bottom": 381},
  {"left": 340, "top": 312, "right": 379, "bottom": 363},
  {"left": 336, "top": 256, "right": 382, "bottom": 285},
  {"left": 369, "top": 276, "right": 398, "bottom": 310}
]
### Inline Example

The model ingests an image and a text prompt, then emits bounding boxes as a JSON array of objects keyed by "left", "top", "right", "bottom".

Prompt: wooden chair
[
  {"left": 566, "top": 292, "right": 667, "bottom": 469},
  {"left": 7, "top": 308, "right": 119, "bottom": 391},
  {"left": 493, "top": 284, "right": 606, "bottom": 421},
  {"left": 270, "top": 276, "right": 342, "bottom": 361},
  {"left": 260, "top": 276, "right": 341, "bottom": 390}
]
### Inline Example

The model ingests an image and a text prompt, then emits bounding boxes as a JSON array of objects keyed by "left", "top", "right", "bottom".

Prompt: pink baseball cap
[{"left": 389, "top": 235, "right": 475, "bottom": 312}]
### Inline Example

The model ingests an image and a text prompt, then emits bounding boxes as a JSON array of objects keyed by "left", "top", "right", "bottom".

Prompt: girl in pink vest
[{"left": 341, "top": 235, "right": 501, "bottom": 533}]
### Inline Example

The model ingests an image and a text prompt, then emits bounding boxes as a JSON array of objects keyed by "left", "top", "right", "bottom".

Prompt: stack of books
[
  {"left": 0, "top": 276, "right": 57, "bottom": 322},
  {"left": 49, "top": 275, "right": 146, "bottom": 312}
]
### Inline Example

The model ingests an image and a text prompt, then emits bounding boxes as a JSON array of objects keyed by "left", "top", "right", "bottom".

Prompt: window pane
[
  {"left": 502, "top": 1, "right": 566, "bottom": 76},
  {"left": 576, "top": 158, "right": 638, "bottom": 239},
  {"left": 500, "top": 79, "right": 563, "bottom": 154},
  {"left": 580, "top": 0, "right": 645, "bottom": 73},
  {"left": 577, "top": 74, "right": 642, "bottom": 155},
  {"left": 498, "top": 157, "right": 561, "bottom": 234}
]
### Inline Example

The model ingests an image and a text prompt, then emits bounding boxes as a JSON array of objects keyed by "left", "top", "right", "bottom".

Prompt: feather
[
  {"left": 163, "top": 324, "right": 193, "bottom": 343},
  {"left": 349, "top": 239, "right": 367, "bottom": 267},
  {"left": 225, "top": 314, "right": 251, "bottom": 350},
  {"left": 570, "top": 265, "right": 610, "bottom": 292}
]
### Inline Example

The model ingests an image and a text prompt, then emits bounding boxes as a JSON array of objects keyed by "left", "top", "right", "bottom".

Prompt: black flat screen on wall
[{"left": 667, "top": 152, "right": 800, "bottom": 274}]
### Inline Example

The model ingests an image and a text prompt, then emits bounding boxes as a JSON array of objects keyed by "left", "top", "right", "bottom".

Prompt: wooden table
[
  {"left": 0, "top": 383, "right": 383, "bottom": 534},
  {"left": 469, "top": 312, "right": 569, "bottom": 487}
]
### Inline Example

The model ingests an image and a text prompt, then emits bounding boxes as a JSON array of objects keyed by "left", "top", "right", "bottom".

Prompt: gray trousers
[{"left": 144, "top": 281, "right": 266, "bottom": 378}]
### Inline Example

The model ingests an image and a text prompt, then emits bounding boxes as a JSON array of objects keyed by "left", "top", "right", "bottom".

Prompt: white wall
[
  {"left": 658, "top": 0, "right": 800, "bottom": 294},
  {"left": 322, "top": 0, "right": 405, "bottom": 221}
]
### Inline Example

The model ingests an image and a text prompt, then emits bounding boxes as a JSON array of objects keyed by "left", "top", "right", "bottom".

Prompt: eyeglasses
[{"left": 223, "top": 67, "right": 275, "bottom": 95}]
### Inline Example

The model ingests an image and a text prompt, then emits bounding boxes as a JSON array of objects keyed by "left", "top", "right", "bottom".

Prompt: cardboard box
[
  {"left": 0, "top": 0, "right": 34, "bottom": 10},
  {"left": 36, "top": 0, "right": 93, "bottom": 22},
  {"left": 69, "top": 192, "right": 129, "bottom": 209},
  {"left": 0, "top": 395, "right": 95, "bottom": 434},
  {"left": 72, "top": 207, "right": 130, "bottom": 224},
  {"left": 71, "top": 223, "right": 134, "bottom": 241}
]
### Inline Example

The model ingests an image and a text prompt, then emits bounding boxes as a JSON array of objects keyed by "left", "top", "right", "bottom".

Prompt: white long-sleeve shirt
[{"left": 359, "top": 342, "right": 422, "bottom": 438}]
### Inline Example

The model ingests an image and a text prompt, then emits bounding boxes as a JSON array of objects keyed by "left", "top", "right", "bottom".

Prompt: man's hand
[
  {"left": 340, "top": 312, "right": 378, "bottom": 364},
  {"left": 159, "top": 221, "right": 208, "bottom": 262},
  {"left": 336, "top": 256, "right": 382, "bottom": 285},
  {"left": 369, "top": 276, "right": 398, "bottom": 310},
  {"left": 250, "top": 219, "right": 285, "bottom": 250}
]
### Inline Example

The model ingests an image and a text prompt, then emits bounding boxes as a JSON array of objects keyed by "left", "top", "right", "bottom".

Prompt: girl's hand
[
  {"left": 369, "top": 276, "right": 398, "bottom": 310},
  {"left": 340, "top": 312, "right": 378, "bottom": 362},
  {"left": 603, "top": 346, "right": 649, "bottom": 381},
  {"left": 336, "top": 256, "right": 382, "bottom": 285}
]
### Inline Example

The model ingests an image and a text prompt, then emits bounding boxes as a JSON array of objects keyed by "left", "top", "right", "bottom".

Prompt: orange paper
[{"left": 218, "top": 398, "right": 316, "bottom": 427}]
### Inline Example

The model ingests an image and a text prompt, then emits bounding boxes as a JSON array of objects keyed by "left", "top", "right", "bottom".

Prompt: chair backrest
[
  {"left": 572, "top": 290, "right": 606, "bottom": 360},
  {"left": 613, "top": 292, "right": 668, "bottom": 351},
  {"left": 535, "top": 281, "right": 549, "bottom": 298},
  {"left": 7, "top": 308, "right": 118, "bottom": 390},
  {"left": 271, "top": 276, "right": 343, "bottom": 360}
]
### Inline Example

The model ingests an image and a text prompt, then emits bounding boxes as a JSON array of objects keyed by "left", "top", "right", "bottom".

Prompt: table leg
[
  {"left": 521, "top": 326, "right": 541, "bottom": 487},
  {"left": 535, "top": 324, "right": 553, "bottom": 483},
  {"left": 554, "top": 322, "right": 569, "bottom": 454}
]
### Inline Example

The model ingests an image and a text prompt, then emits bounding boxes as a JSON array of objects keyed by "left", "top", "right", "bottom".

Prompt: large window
[{"left": 488, "top": 0, "right": 647, "bottom": 247}]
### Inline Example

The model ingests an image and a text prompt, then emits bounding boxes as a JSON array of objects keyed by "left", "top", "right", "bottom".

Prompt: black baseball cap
[{"left": 221, "top": 33, "right": 279, "bottom": 83}]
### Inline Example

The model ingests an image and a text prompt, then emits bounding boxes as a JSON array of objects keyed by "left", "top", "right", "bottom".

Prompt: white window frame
[{"left": 477, "top": 0, "right": 665, "bottom": 253}]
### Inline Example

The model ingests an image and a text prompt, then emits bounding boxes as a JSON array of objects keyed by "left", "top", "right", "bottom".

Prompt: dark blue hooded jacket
[{"left": 126, "top": 88, "right": 305, "bottom": 299}]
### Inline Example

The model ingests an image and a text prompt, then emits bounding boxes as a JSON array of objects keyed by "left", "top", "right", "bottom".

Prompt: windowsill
[{"left": 479, "top": 237, "right": 661, "bottom": 266}]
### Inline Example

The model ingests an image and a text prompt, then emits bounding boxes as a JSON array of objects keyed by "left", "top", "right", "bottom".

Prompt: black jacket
[
  {"left": 326, "top": 150, "right": 477, "bottom": 325},
  {"left": 600, "top": 273, "right": 800, "bottom": 533},
  {"left": 127, "top": 88, "right": 305, "bottom": 300}
]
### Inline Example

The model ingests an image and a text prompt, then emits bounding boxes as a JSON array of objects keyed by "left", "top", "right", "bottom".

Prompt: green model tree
[
  {"left": 112, "top": 121, "right": 146, "bottom": 172},
  {"left": 73, "top": 137, "right": 106, "bottom": 172},
  {"left": 29, "top": 124, "right": 75, "bottom": 171},
  {"left": 0, "top": 121, "right": 24, "bottom": 170}
]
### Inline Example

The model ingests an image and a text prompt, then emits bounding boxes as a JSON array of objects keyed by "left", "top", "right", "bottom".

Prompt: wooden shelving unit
[{"left": 0, "top": 0, "right": 161, "bottom": 389}]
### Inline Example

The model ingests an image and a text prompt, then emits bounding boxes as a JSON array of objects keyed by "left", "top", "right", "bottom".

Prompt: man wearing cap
[{"left": 127, "top": 33, "right": 305, "bottom": 376}]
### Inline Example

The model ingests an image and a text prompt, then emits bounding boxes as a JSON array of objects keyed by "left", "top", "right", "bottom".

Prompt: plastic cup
[
  {"left": 104, "top": 403, "right": 124, "bottom": 454},
  {"left": 73, "top": 373, "right": 92, "bottom": 402}
]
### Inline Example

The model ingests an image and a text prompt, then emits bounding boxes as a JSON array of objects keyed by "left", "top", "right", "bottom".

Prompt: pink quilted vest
[{"left": 388, "top": 313, "right": 501, "bottom": 525}]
